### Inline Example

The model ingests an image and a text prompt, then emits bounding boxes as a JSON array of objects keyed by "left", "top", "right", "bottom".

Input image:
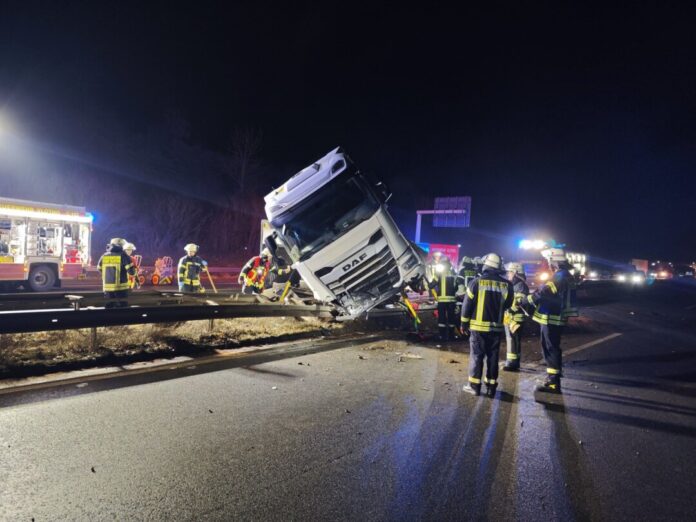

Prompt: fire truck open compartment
[{"left": 0, "top": 197, "right": 92, "bottom": 291}]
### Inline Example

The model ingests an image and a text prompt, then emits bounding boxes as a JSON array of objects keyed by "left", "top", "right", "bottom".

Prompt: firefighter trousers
[
  {"left": 179, "top": 283, "right": 202, "bottom": 293},
  {"left": 540, "top": 324, "right": 563, "bottom": 382},
  {"left": 437, "top": 301, "right": 457, "bottom": 340},
  {"left": 468, "top": 331, "right": 501, "bottom": 385},
  {"left": 504, "top": 324, "right": 522, "bottom": 367},
  {"left": 242, "top": 284, "right": 261, "bottom": 295}
]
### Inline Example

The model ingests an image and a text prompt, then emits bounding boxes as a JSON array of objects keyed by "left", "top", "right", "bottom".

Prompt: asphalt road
[{"left": 1, "top": 281, "right": 696, "bottom": 520}]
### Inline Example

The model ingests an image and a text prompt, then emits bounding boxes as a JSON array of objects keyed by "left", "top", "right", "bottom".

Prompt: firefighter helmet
[
  {"left": 123, "top": 242, "right": 136, "bottom": 254},
  {"left": 261, "top": 247, "right": 271, "bottom": 259},
  {"left": 482, "top": 253, "right": 502, "bottom": 270},
  {"left": 541, "top": 248, "right": 567, "bottom": 263},
  {"left": 109, "top": 238, "right": 126, "bottom": 247},
  {"left": 505, "top": 262, "right": 525, "bottom": 276},
  {"left": 184, "top": 243, "right": 199, "bottom": 254}
]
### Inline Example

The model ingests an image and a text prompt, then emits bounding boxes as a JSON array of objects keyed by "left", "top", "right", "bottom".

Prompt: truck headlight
[
  {"left": 631, "top": 274, "right": 643, "bottom": 283},
  {"left": 617, "top": 274, "right": 627, "bottom": 282}
]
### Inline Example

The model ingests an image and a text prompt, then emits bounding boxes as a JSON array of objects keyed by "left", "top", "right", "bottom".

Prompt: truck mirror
[{"left": 375, "top": 181, "right": 392, "bottom": 203}]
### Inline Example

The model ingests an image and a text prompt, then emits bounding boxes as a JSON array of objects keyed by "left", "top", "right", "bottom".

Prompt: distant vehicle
[
  {"left": 616, "top": 267, "right": 645, "bottom": 285},
  {"left": 0, "top": 197, "right": 93, "bottom": 291},
  {"left": 263, "top": 148, "right": 425, "bottom": 319}
]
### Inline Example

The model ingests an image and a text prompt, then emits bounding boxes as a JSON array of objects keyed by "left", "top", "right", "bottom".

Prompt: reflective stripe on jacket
[
  {"left": 432, "top": 273, "right": 458, "bottom": 303},
  {"left": 508, "top": 276, "right": 530, "bottom": 324},
  {"left": 98, "top": 248, "right": 135, "bottom": 292},
  {"left": 461, "top": 271, "right": 514, "bottom": 332},
  {"left": 241, "top": 256, "right": 272, "bottom": 290},
  {"left": 527, "top": 268, "right": 575, "bottom": 326},
  {"left": 178, "top": 255, "right": 206, "bottom": 286}
]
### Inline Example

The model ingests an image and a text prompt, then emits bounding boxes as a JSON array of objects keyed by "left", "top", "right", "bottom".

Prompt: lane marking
[
  {"left": 563, "top": 332, "right": 622, "bottom": 358},
  {"left": 499, "top": 332, "right": 623, "bottom": 370}
]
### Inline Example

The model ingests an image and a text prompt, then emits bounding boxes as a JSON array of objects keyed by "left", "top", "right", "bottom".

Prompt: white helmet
[
  {"left": 123, "top": 242, "right": 136, "bottom": 253},
  {"left": 109, "top": 238, "right": 126, "bottom": 247},
  {"left": 505, "top": 262, "right": 525, "bottom": 276},
  {"left": 541, "top": 248, "right": 567, "bottom": 263},
  {"left": 184, "top": 243, "right": 199, "bottom": 254},
  {"left": 261, "top": 247, "right": 271, "bottom": 259},
  {"left": 482, "top": 253, "right": 502, "bottom": 270}
]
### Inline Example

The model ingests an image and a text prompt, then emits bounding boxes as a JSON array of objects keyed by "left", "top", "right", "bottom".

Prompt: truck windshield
[{"left": 272, "top": 174, "right": 380, "bottom": 261}]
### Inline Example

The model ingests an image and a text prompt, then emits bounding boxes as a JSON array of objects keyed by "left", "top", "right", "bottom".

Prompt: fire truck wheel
[{"left": 28, "top": 265, "right": 56, "bottom": 291}]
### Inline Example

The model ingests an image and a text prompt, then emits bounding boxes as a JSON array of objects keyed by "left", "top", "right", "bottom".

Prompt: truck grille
[{"left": 325, "top": 244, "right": 400, "bottom": 299}]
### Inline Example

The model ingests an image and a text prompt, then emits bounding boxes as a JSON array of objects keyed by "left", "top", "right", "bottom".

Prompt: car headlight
[
  {"left": 617, "top": 274, "right": 627, "bottom": 282},
  {"left": 632, "top": 274, "right": 643, "bottom": 283}
]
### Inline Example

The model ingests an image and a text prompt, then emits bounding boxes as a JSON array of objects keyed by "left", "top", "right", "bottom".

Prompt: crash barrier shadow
[{"left": 0, "top": 335, "right": 378, "bottom": 409}]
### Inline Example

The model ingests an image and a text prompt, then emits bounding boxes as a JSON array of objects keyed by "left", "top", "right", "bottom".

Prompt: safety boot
[
  {"left": 536, "top": 379, "right": 562, "bottom": 394},
  {"left": 485, "top": 384, "right": 498, "bottom": 398},
  {"left": 462, "top": 383, "right": 481, "bottom": 396},
  {"left": 503, "top": 362, "right": 519, "bottom": 372}
]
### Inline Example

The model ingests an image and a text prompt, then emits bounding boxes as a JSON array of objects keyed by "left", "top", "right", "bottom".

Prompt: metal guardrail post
[
  {"left": 208, "top": 318, "right": 215, "bottom": 332},
  {"left": 90, "top": 328, "right": 98, "bottom": 351}
]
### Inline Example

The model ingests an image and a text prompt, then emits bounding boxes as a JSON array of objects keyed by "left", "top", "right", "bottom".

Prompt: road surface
[{"left": 1, "top": 281, "right": 695, "bottom": 520}]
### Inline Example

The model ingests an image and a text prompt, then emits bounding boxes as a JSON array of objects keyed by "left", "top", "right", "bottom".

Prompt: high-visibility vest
[
  {"left": 99, "top": 253, "right": 132, "bottom": 292},
  {"left": 243, "top": 257, "right": 272, "bottom": 289},
  {"left": 178, "top": 256, "right": 205, "bottom": 286},
  {"left": 461, "top": 273, "right": 514, "bottom": 333}
]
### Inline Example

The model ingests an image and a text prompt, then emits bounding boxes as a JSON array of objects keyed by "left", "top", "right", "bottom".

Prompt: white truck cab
[{"left": 264, "top": 148, "right": 424, "bottom": 319}]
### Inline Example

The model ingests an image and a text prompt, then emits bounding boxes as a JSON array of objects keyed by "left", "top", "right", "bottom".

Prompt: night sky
[{"left": 2, "top": 3, "right": 696, "bottom": 261}]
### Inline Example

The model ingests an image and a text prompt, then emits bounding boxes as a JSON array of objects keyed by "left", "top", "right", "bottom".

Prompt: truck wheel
[{"left": 28, "top": 265, "right": 57, "bottom": 292}]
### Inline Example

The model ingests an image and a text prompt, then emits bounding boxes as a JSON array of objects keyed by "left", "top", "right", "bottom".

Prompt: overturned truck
[{"left": 263, "top": 148, "right": 424, "bottom": 319}]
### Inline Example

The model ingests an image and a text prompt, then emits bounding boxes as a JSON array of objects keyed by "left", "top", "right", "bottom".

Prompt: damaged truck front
[{"left": 263, "top": 148, "right": 424, "bottom": 319}]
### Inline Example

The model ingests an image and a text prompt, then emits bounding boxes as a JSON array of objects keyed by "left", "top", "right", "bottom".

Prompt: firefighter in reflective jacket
[
  {"left": 502, "top": 262, "right": 529, "bottom": 372},
  {"left": 460, "top": 253, "right": 514, "bottom": 397},
  {"left": 520, "top": 247, "right": 578, "bottom": 394},
  {"left": 178, "top": 243, "right": 208, "bottom": 293},
  {"left": 425, "top": 251, "right": 453, "bottom": 283},
  {"left": 238, "top": 248, "right": 287, "bottom": 295},
  {"left": 97, "top": 238, "right": 137, "bottom": 308},
  {"left": 430, "top": 262, "right": 459, "bottom": 341},
  {"left": 457, "top": 256, "right": 478, "bottom": 299}
]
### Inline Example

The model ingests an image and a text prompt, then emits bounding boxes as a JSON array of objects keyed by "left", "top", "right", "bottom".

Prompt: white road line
[
  {"left": 563, "top": 332, "right": 622, "bottom": 357},
  {"left": 498, "top": 332, "right": 623, "bottom": 369}
]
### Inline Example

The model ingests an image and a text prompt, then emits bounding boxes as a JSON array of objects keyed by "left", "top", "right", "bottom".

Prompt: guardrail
[{"left": 0, "top": 299, "right": 335, "bottom": 335}]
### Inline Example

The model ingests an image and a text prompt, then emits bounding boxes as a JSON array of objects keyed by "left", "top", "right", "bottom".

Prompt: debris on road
[
  {"left": 448, "top": 359, "right": 459, "bottom": 364},
  {"left": 91, "top": 467, "right": 96, "bottom": 473},
  {"left": 208, "top": 409, "right": 213, "bottom": 413},
  {"left": 397, "top": 352, "right": 424, "bottom": 362},
  {"left": 358, "top": 355, "right": 366, "bottom": 360},
  {"left": 271, "top": 386, "right": 278, "bottom": 390}
]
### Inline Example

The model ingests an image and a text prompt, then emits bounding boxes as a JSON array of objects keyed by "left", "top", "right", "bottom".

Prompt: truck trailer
[
  {"left": 263, "top": 148, "right": 425, "bottom": 319},
  {"left": 0, "top": 197, "right": 93, "bottom": 291}
]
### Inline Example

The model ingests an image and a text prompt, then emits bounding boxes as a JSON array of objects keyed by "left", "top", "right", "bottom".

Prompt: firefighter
[
  {"left": 238, "top": 248, "right": 277, "bottom": 295},
  {"left": 97, "top": 238, "right": 137, "bottom": 308},
  {"left": 520, "top": 248, "right": 578, "bottom": 394},
  {"left": 123, "top": 242, "right": 140, "bottom": 289},
  {"left": 425, "top": 250, "right": 453, "bottom": 283},
  {"left": 178, "top": 243, "right": 208, "bottom": 293},
  {"left": 430, "top": 259, "right": 459, "bottom": 341},
  {"left": 460, "top": 253, "right": 514, "bottom": 397},
  {"left": 502, "top": 262, "right": 529, "bottom": 372},
  {"left": 459, "top": 256, "right": 478, "bottom": 287}
]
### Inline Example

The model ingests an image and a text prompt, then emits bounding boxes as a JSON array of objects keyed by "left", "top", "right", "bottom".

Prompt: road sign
[{"left": 433, "top": 197, "right": 471, "bottom": 227}]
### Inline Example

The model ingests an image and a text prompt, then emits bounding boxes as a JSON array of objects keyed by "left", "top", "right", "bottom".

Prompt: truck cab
[{"left": 264, "top": 148, "right": 424, "bottom": 319}]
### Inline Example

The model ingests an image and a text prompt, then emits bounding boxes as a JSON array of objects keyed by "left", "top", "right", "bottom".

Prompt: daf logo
[{"left": 343, "top": 253, "right": 368, "bottom": 272}]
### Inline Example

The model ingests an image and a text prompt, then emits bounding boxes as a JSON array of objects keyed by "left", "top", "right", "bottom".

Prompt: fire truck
[{"left": 0, "top": 197, "right": 93, "bottom": 291}]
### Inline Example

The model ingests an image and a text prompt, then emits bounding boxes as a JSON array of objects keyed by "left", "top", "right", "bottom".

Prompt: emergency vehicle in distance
[
  {"left": 263, "top": 147, "right": 425, "bottom": 319},
  {"left": 0, "top": 197, "right": 93, "bottom": 291}
]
